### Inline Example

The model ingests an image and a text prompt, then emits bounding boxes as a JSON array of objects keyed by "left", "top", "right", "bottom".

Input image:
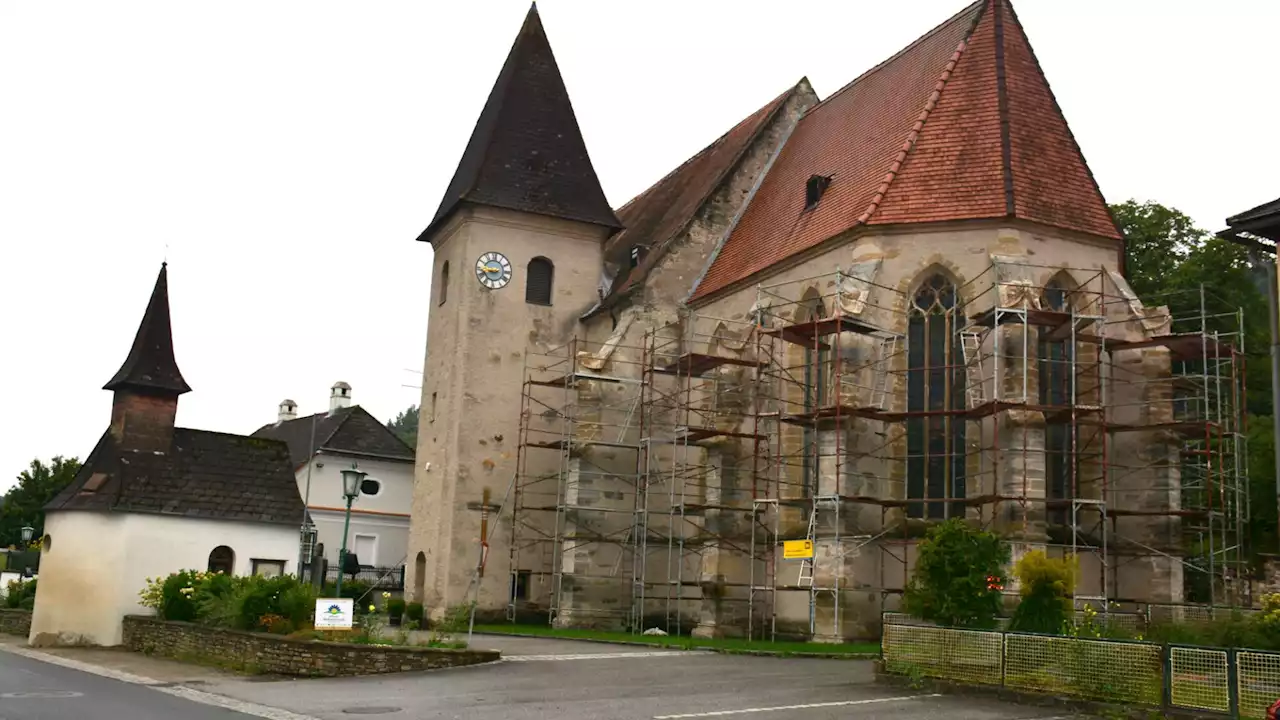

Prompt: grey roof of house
[{"left": 251, "top": 405, "right": 415, "bottom": 467}]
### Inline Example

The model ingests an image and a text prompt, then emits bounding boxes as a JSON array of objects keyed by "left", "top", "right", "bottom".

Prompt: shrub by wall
[
  {"left": 0, "top": 608, "right": 32, "bottom": 636},
  {"left": 123, "top": 616, "right": 499, "bottom": 677}
]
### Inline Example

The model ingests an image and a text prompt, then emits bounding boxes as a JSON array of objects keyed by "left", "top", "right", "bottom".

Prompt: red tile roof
[
  {"left": 691, "top": 0, "right": 1121, "bottom": 302},
  {"left": 588, "top": 83, "right": 805, "bottom": 315}
]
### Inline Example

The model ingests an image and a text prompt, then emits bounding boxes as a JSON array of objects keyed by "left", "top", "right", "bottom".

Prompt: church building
[{"left": 408, "top": 0, "right": 1247, "bottom": 639}]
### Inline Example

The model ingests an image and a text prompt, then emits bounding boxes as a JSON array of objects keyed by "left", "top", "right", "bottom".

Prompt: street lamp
[
  {"left": 19, "top": 526, "right": 33, "bottom": 548},
  {"left": 335, "top": 465, "right": 366, "bottom": 597}
]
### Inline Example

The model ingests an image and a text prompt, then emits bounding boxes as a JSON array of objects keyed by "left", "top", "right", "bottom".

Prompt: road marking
[
  {"left": 0, "top": 644, "right": 322, "bottom": 720},
  {"left": 505, "top": 651, "right": 711, "bottom": 662},
  {"left": 651, "top": 693, "right": 942, "bottom": 718}
]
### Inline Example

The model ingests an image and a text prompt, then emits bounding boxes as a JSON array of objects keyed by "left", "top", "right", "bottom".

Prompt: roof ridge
[
  {"left": 174, "top": 427, "right": 290, "bottom": 446},
  {"left": 857, "top": 2, "right": 987, "bottom": 226},
  {"left": 809, "top": 0, "right": 984, "bottom": 114},
  {"left": 613, "top": 81, "right": 803, "bottom": 215},
  {"left": 1001, "top": 0, "right": 1123, "bottom": 240}
]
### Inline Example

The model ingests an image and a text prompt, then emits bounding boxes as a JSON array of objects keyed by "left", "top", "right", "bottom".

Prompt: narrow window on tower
[
  {"left": 526, "top": 257, "right": 554, "bottom": 305},
  {"left": 438, "top": 261, "right": 449, "bottom": 306},
  {"left": 905, "top": 273, "right": 966, "bottom": 519},
  {"left": 430, "top": 392, "right": 437, "bottom": 423}
]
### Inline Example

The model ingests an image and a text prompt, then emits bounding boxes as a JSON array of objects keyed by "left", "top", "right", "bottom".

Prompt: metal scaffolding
[{"left": 508, "top": 259, "right": 1252, "bottom": 638}]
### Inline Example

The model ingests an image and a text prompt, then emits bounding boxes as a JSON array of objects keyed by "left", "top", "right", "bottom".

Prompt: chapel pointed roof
[
  {"left": 691, "top": 0, "right": 1121, "bottom": 301},
  {"left": 417, "top": 3, "right": 621, "bottom": 243},
  {"left": 103, "top": 263, "right": 192, "bottom": 395}
]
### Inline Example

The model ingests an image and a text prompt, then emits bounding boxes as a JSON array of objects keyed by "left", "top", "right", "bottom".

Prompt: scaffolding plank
[
  {"left": 1104, "top": 333, "right": 1233, "bottom": 360},
  {"left": 660, "top": 426, "right": 766, "bottom": 444},
  {"left": 528, "top": 370, "right": 637, "bottom": 388},
  {"left": 780, "top": 404, "right": 889, "bottom": 424},
  {"left": 761, "top": 315, "right": 889, "bottom": 346},
  {"left": 653, "top": 352, "right": 766, "bottom": 376},
  {"left": 524, "top": 438, "right": 642, "bottom": 451},
  {"left": 1107, "top": 420, "right": 1220, "bottom": 438}
]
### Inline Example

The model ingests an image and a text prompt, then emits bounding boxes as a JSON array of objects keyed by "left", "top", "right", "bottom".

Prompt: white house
[
  {"left": 252, "top": 384, "right": 415, "bottom": 575},
  {"left": 29, "top": 264, "right": 306, "bottom": 647}
]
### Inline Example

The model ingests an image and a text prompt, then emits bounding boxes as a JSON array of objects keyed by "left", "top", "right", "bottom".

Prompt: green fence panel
[
  {"left": 882, "top": 623, "right": 1004, "bottom": 686},
  {"left": 1168, "top": 645, "right": 1231, "bottom": 713},
  {"left": 1237, "top": 651, "right": 1280, "bottom": 719},
  {"left": 1002, "top": 632, "right": 1163, "bottom": 706}
]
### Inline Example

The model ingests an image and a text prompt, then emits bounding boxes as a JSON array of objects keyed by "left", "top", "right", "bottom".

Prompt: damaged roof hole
[{"left": 805, "top": 174, "right": 832, "bottom": 211}]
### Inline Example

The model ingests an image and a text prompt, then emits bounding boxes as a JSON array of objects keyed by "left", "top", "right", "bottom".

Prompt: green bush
[
  {"left": 321, "top": 579, "right": 373, "bottom": 615},
  {"left": 387, "top": 597, "right": 406, "bottom": 620},
  {"left": 903, "top": 519, "right": 1010, "bottom": 629},
  {"left": 1009, "top": 550, "right": 1077, "bottom": 634},
  {"left": 141, "top": 570, "right": 319, "bottom": 635},
  {"left": 4, "top": 578, "right": 36, "bottom": 610},
  {"left": 405, "top": 602, "right": 425, "bottom": 625}
]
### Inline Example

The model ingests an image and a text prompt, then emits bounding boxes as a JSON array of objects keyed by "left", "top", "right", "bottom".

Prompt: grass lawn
[{"left": 471, "top": 624, "right": 881, "bottom": 656}]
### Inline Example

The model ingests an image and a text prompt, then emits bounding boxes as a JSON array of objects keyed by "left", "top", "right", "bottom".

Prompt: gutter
[{"left": 317, "top": 447, "right": 416, "bottom": 464}]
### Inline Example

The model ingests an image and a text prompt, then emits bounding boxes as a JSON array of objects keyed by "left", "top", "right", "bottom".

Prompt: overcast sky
[{"left": 1, "top": 1, "right": 1276, "bottom": 493}]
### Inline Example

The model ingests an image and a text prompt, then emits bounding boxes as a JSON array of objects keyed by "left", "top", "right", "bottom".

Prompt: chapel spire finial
[{"left": 103, "top": 263, "right": 191, "bottom": 396}]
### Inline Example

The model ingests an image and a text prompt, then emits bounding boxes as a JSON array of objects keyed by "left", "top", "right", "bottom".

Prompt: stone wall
[
  {"left": 121, "top": 616, "right": 499, "bottom": 677},
  {"left": 0, "top": 609, "right": 32, "bottom": 636}
]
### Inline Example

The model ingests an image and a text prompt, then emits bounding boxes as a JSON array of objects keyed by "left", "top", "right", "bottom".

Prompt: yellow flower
[
  {"left": 368, "top": 604, "right": 376, "bottom": 613},
  {"left": 382, "top": 592, "right": 391, "bottom": 599}
]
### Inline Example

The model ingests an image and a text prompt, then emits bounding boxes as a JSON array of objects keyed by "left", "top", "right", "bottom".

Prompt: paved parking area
[
  {"left": 4, "top": 633, "right": 1092, "bottom": 720},
  {"left": 191, "top": 635, "right": 1086, "bottom": 720}
]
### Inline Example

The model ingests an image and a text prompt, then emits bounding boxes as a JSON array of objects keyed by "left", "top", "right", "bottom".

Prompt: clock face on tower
[{"left": 474, "top": 252, "right": 512, "bottom": 289}]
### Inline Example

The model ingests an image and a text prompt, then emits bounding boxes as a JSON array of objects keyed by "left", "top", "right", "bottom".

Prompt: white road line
[
  {"left": 0, "top": 643, "right": 322, "bottom": 720},
  {"left": 505, "top": 650, "right": 712, "bottom": 662},
  {"left": 651, "top": 693, "right": 942, "bottom": 718}
]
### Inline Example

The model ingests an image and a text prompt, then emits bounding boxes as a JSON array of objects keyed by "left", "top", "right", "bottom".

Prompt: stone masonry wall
[
  {"left": 0, "top": 609, "right": 32, "bottom": 637},
  {"left": 122, "top": 616, "right": 499, "bottom": 677}
]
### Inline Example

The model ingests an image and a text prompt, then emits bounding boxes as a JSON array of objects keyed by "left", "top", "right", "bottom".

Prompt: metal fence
[
  {"left": 882, "top": 620, "right": 1280, "bottom": 718},
  {"left": 883, "top": 602, "right": 1259, "bottom": 635},
  {"left": 302, "top": 563, "right": 405, "bottom": 591}
]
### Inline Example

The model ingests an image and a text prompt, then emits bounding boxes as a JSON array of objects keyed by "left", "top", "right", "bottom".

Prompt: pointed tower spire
[
  {"left": 104, "top": 263, "right": 191, "bottom": 396},
  {"left": 417, "top": 4, "right": 621, "bottom": 243}
]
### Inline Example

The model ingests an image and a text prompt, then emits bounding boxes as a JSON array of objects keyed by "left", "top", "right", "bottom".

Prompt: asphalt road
[
  {"left": 194, "top": 635, "right": 1087, "bottom": 720},
  {"left": 0, "top": 648, "right": 256, "bottom": 720}
]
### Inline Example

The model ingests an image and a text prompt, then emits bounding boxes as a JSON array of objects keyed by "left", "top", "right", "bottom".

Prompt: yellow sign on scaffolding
[{"left": 783, "top": 539, "right": 813, "bottom": 559}]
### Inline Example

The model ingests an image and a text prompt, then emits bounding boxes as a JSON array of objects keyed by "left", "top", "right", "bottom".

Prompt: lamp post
[
  {"left": 335, "top": 465, "right": 365, "bottom": 597},
  {"left": 19, "top": 526, "right": 33, "bottom": 549}
]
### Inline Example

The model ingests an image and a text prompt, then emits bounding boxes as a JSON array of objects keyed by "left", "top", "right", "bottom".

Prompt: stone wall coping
[{"left": 124, "top": 615, "right": 490, "bottom": 657}]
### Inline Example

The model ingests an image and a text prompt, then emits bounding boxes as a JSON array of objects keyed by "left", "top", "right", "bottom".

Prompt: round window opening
[{"left": 360, "top": 478, "right": 381, "bottom": 496}]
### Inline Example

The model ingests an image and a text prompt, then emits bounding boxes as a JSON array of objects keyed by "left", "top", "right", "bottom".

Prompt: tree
[
  {"left": 0, "top": 456, "right": 81, "bottom": 547},
  {"left": 903, "top": 519, "right": 1010, "bottom": 628},
  {"left": 387, "top": 406, "right": 419, "bottom": 447},
  {"left": 1113, "top": 199, "right": 1278, "bottom": 564},
  {"left": 1113, "top": 199, "right": 1206, "bottom": 300}
]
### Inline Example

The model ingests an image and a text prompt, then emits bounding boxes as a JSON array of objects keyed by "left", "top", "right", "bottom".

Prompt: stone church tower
[{"left": 407, "top": 5, "right": 622, "bottom": 615}]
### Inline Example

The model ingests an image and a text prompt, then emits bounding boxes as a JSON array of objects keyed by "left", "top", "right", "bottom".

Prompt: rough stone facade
[
  {"left": 121, "top": 616, "right": 499, "bottom": 676},
  {"left": 0, "top": 609, "right": 32, "bottom": 637}
]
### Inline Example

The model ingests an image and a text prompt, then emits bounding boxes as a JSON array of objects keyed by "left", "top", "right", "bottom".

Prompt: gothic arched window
[
  {"left": 800, "top": 294, "right": 828, "bottom": 499},
  {"left": 526, "top": 257, "right": 554, "bottom": 305},
  {"left": 1039, "top": 277, "right": 1074, "bottom": 525},
  {"left": 906, "top": 273, "right": 966, "bottom": 519}
]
